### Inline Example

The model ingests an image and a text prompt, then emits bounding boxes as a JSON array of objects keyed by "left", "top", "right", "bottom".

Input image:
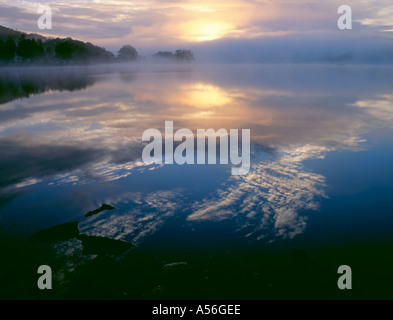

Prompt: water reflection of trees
[{"left": 0, "top": 68, "right": 97, "bottom": 104}]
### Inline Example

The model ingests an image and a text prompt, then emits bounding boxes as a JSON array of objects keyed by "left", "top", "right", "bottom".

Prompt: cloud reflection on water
[
  {"left": 1, "top": 64, "right": 393, "bottom": 241},
  {"left": 187, "top": 144, "right": 328, "bottom": 240}
]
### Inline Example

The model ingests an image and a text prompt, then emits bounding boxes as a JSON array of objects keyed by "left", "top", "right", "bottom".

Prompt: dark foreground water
[{"left": 1, "top": 63, "right": 393, "bottom": 299}]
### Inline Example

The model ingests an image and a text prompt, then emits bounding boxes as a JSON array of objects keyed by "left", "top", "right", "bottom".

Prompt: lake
[{"left": 1, "top": 63, "right": 393, "bottom": 299}]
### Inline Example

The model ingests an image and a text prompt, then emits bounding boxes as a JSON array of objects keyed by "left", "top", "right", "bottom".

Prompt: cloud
[
  {"left": 358, "top": 1, "right": 393, "bottom": 31},
  {"left": 353, "top": 94, "right": 393, "bottom": 123},
  {"left": 1, "top": 0, "right": 393, "bottom": 51}
]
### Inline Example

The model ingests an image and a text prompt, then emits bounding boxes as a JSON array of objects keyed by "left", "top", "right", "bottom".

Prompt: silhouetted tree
[
  {"left": 36, "top": 39, "right": 44, "bottom": 56},
  {"left": 55, "top": 39, "right": 88, "bottom": 60},
  {"left": 53, "top": 39, "right": 114, "bottom": 62},
  {"left": 15, "top": 35, "right": 46, "bottom": 61},
  {"left": 152, "top": 49, "right": 195, "bottom": 62},
  {"left": 175, "top": 49, "right": 195, "bottom": 61},
  {"left": 17, "top": 35, "right": 40, "bottom": 59},
  {"left": 0, "top": 37, "right": 16, "bottom": 61},
  {"left": 117, "top": 45, "right": 138, "bottom": 61},
  {"left": 152, "top": 51, "right": 175, "bottom": 59}
]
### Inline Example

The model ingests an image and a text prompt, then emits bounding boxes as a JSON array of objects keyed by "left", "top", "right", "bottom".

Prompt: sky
[{"left": 1, "top": 0, "right": 393, "bottom": 60}]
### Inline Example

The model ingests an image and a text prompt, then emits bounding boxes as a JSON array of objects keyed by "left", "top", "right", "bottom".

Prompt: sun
[
  {"left": 180, "top": 20, "right": 232, "bottom": 42},
  {"left": 185, "top": 83, "right": 232, "bottom": 108}
]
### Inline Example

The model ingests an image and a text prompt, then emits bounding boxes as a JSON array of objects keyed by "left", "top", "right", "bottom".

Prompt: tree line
[
  {"left": 152, "top": 50, "right": 195, "bottom": 62},
  {"left": 0, "top": 33, "right": 194, "bottom": 64},
  {"left": 0, "top": 35, "right": 118, "bottom": 64}
]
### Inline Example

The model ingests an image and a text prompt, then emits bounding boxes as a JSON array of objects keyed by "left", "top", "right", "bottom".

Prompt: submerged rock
[
  {"left": 78, "top": 234, "right": 133, "bottom": 255},
  {"left": 31, "top": 221, "right": 79, "bottom": 243},
  {"left": 85, "top": 204, "right": 116, "bottom": 218}
]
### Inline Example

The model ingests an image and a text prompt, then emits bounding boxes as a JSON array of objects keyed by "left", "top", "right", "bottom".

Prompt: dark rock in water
[
  {"left": 31, "top": 221, "right": 79, "bottom": 243},
  {"left": 78, "top": 234, "right": 133, "bottom": 255},
  {"left": 85, "top": 204, "right": 116, "bottom": 218}
]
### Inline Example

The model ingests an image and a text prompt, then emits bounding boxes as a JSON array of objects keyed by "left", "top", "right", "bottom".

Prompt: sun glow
[
  {"left": 180, "top": 20, "right": 233, "bottom": 42},
  {"left": 185, "top": 83, "right": 232, "bottom": 108}
]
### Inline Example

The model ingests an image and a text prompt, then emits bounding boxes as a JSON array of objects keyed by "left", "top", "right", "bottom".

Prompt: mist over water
[{"left": 1, "top": 63, "right": 393, "bottom": 299}]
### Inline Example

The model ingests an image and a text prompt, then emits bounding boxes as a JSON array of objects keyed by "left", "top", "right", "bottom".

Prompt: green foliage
[
  {"left": 0, "top": 37, "right": 16, "bottom": 60},
  {"left": 16, "top": 36, "right": 44, "bottom": 60},
  {"left": 0, "top": 25, "right": 116, "bottom": 64},
  {"left": 0, "top": 25, "right": 196, "bottom": 65},
  {"left": 54, "top": 39, "right": 115, "bottom": 62},
  {"left": 55, "top": 39, "right": 89, "bottom": 60}
]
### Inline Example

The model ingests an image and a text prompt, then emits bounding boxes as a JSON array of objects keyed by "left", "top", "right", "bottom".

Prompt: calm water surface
[{"left": 1, "top": 64, "right": 393, "bottom": 299}]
